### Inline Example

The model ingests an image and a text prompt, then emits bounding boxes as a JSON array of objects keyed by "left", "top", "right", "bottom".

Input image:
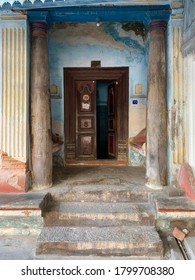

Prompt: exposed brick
[{"left": 172, "top": 227, "right": 187, "bottom": 241}]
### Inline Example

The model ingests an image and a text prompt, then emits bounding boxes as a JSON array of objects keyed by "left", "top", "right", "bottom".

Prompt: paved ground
[{"left": 52, "top": 165, "right": 146, "bottom": 187}]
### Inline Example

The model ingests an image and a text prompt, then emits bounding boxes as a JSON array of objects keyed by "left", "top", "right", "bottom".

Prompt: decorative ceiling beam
[{"left": 27, "top": 5, "right": 170, "bottom": 27}]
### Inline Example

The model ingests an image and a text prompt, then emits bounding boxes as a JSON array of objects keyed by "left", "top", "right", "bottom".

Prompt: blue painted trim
[
  {"left": 0, "top": 1, "right": 171, "bottom": 10},
  {"left": 27, "top": 10, "right": 52, "bottom": 25},
  {"left": 27, "top": 6, "right": 170, "bottom": 26}
]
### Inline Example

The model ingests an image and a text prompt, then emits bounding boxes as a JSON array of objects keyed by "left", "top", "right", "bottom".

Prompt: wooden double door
[{"left": 64, "top": 67, "right": 129, "bottom": 164}]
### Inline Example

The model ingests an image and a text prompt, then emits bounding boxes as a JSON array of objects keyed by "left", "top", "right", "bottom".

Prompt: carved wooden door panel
[
  {"left": 76, "top": 81, "right": 96, "bottom": 159},
  {"left": 108, "top": 82, "right": 117, "bottom": 159}
]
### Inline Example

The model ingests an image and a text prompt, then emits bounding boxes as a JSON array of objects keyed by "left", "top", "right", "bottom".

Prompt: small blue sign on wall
[{"left": 132, "top": 100, "right": 138, "bottom": 105}]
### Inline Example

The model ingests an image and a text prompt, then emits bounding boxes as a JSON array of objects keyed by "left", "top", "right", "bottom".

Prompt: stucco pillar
[
  {"left": 146, "top": 21, "right": 167, "bottom": 189},
  {"left": 30, "top": 22, "right": 52, "bottom": 190}
]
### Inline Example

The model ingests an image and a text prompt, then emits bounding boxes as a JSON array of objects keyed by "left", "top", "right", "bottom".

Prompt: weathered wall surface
[
  {"left": 49, "top": 22, "right": 148, "bottom": 165},
  {"left": 182, "top": 0, "right": 195, "bottom": 173}
]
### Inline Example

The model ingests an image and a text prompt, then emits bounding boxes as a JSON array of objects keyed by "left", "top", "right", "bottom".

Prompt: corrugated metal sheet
[{"left": 0, "top": 26, "right": 27, "bottom": 162}]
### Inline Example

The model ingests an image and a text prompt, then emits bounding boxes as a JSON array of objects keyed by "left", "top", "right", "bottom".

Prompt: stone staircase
[{"left": 36, "top": 184, "right": 164, "bottom": 259}]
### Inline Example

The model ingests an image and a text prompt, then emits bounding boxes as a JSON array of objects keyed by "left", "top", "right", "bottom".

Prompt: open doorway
[{"left": 96, "top": 80, "right": 117, "bottom": 160}]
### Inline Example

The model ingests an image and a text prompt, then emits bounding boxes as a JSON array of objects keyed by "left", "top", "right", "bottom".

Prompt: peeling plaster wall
[
  {"left": 48, "top": 22, "right": 148, "bottom": 166},
  {"left": 182, "top": 0, "right": 195, "bottom": 173}
]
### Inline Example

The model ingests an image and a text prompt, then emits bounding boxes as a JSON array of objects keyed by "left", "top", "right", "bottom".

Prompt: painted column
[
  {"left": 31, "top": 22, "right": 52, "bottom": 190},
  {"left": 146, "top": 21, "right": 167, "bottom": 189}
]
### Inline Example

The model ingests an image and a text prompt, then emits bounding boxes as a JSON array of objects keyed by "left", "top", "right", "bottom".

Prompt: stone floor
[
  {"left": 52, "top": 165, "right": 146, "bottom": 188},
  {"left": 0, "top": 165, "right": 195, "bottom": 260}
]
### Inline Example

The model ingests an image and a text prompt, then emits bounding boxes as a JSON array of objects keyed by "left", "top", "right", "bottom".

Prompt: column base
[
  {"left": 32, "top": 183, "right": 52, "bottom": 191},
  {"left": 145, "top": 182, "right": 164, "bottom": 190}
]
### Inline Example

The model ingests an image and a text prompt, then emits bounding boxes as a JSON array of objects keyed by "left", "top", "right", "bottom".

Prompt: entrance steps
[
  {"left": 50, "top": 185, "right": 150, "bottom": 203},
  {"left": 43, "top": 202, "right": 155, "bottom": 227},
  {"left": 36, "top": 185, "right": 164, "bottom": 259},
  {"left": 37, "top": 226, "right": 163, "bottom": 257}
]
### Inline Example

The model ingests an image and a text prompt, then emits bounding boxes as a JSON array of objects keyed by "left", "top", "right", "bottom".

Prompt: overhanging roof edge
[{"left": 0, "top": 0, "right": 172, "bottom": 10}]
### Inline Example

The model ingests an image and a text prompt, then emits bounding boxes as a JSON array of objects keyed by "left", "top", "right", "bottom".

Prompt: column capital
[
  {"left": 149, "top": 21, "right": 167, "bottom": 33},
  {"left": 31, "top": 22, "right": 48, "bottom": 37},
  {"left": 28, "top": 10, "right": 52, "bottom": 27}
]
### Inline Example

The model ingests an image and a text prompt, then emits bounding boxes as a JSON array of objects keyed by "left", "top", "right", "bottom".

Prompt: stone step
[
  {"left": 44, "top": 202, "right": 155, "bottom": 227},
  {"left": 0, "top": 192, "right": 52, "bottom": 235},
  {"left": 151, "top": 193, "right": 195, "bottom": 220},
  {"left": 0, "top": 217, "right": 43, "bottom": 235},
  {"left": 36, "top": 226, "right": 163, "bottom": 258},
  {"left": 51, "top": 185, "right": 150, "bottom": 203}
]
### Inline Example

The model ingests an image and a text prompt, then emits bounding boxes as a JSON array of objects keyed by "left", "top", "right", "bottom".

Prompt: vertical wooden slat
[
  {"left": 18, "top": 28, "right": 22, "bottom": 158},
  {"left": 13, "top": 28, "right": 17, "bottom": 157},
  {"left": 1, "top": 29, "right": 5, "bottom": 151},
  {"left": 22, "top": 28, "right": 27, "bottom": 158},
  {"left": 6, "top": 28, "right": 10, "bottom": 155},
  {"left": 178, "top": 26, "right": 184, "bottom": 164},
  {"left": 172, "top": 26, "right": 184, "bottom": 165},
  {"left": 178, "top": 27, "right": 181, "bottom": 103},
  {"left": 15, "top": 27, "right": 19, "bottom": 158},
  {"left": 21, "top": 27, "right": 26, "bottom": 160},
  {"left": 173, "top": 27, "right": 178, "bottom": 164},
  {"left": 10, "top": 28, "right": 13, "bottom": 156}
]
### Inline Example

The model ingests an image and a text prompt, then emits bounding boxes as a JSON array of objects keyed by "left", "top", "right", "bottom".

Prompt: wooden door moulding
[
  {"left": 108, "top": 82, "right": 117, "bottom": 159},
  {"left": 76, "top": 80, "right": 97, "bottom": 160},
  {"left": 64, "top": 67, "right": 129, "bottom": 164},
  {"left": 65, "top": 160, "right": 128, "bottom": 166}
]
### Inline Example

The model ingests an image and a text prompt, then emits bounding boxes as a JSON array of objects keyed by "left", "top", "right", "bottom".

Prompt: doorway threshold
[{"left": 65, "top": 160, "right": 128, "bottom": 166}]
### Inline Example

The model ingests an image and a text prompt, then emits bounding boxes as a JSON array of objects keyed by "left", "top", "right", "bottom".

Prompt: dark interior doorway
[
  {"left": 96, "top": 80, "right": 118, "bottom": 159},
  {"left": 96, "top": 81, "right": 109, "bottom": 159}
]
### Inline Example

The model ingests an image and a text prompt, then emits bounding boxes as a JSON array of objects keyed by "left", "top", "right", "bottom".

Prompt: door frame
[{"left": 64, "top": 67, "right": 129, "bottom": 165}]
